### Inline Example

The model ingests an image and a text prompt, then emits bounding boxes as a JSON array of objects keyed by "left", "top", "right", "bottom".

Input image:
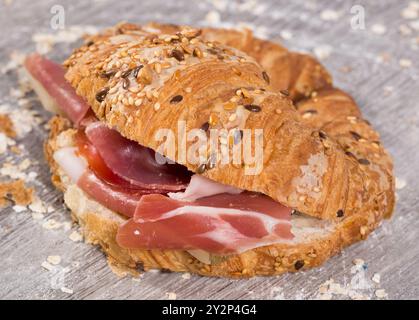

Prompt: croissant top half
[{"left": 63, "top": 22, "right": 394, "bottom": 222}]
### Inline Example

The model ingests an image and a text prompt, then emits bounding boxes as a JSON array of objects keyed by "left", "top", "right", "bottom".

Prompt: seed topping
[
  {"left": 244, "top": 104, "right": 262, "bottom": 112},
  {"left": 262, "top": 71, "right": 270, "bottom": 84},
  {"left": 96, "top": 87, "right": 109, "bottom": 102},
  {"left": 170, "top": 95, "right": 183, "bottom": 104}
]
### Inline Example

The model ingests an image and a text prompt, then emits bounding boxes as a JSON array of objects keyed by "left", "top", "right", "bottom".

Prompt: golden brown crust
[{"left": 61, "top": 22, "right": 394, "bottom": 221}]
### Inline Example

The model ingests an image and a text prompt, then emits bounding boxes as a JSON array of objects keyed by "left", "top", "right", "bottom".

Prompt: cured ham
[
  {"left": 53, "top": 146, "right": 147, "bottom": 217},
  {"left": 168, "top": 174, "right": 242, "bottom": 201},
  {"left": 24, "top": 53, "right": 91, "bottom": 125},
  {"left": 84, "top": 122, "right": 191, "bottom": 191},
  {"left": 78, "top": 171, "right": 149, "bottom": 217},
  {"left": 117, "top": 193, "right": 293, "bottom": 254}
]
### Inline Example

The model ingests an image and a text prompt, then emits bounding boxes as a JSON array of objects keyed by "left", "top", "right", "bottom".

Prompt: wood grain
[{"left": 0, "top": 0, "right": 418, "bottom": 299}]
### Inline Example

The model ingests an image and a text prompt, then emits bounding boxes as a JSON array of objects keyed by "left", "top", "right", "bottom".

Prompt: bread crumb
[
  {"left": 399, "top": 59, "right": 412, "bottom": 68},
  {"left": 313, "top": 45, "right": 332, "bottom": 60},
  {"left": 69, "top": 230, "right": 83, "bottom": 242},
  {"left": 0, "top": 179, "right": 34, "bottom": 207},
  {"left": 280, "top": 30, "right": 293, "bottom": 40},
  {"left": 47, "top": 255, "right": 62, "bottom": 265},
  {"left": 399, "top": 24, "right": 413, "bottom": 36},
  {"left": 181, "top": 272, "right": 191, "bottom": 280},
  {"left": 32, "top": 212, "right": 44, "bottom": 220},
  {"left": 401, "top": 6, "right": 418, "bottom": 20},
  {"left": 375, "top": 289, "right": 388, "bottom": 299},
  {"left": 0, "top": 133, "right": 8, "bottom": 154},
  {"left": 410, "top": 19, "right": 419, "bottom": 31},
  {"left": 60, "top": 287, "right": 73, "bottom": 294},
  {"left": 352, "top": 258, "right": 365, "bottom": 266},
  {"left": 372, "top": 273, "right": 381, "bottom": 284},
  {"left": 12, "top": 205, "right": 27, "bottom": 213},
  {"left": 41, "top": 261, "right": 54, "bottom": 271},
  {"left": 396, "top": 177, "right": 407, "bottom": 190},
  {"left": 371, "top": 24, "right": 387, "bottom": 35},
  {"left": 320, "top": 9, "right": 340, "bottom": 21},
  {"left": 29, "top": 197, "right": 47, "bottom": 213},
  {"left": 205, "top": 10, "right": 221, "bottom": 25},
  {"left": 0, "top": 114, "right": 16, "bottom": 138},
  {"left": 42, "top": 219, "right": 62, "bottom": 230},
  {"left": 166, "top": 292, "right": 177, "bottom": 300}
]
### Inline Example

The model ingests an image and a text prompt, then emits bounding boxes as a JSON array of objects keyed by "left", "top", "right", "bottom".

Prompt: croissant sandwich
[{"left": 24, "top": 22, "right": 395, "bottom": 278}]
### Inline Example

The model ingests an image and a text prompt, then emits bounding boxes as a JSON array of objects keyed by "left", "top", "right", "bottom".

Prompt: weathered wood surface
[{"left": 0, "top": 0, "right": 418, "bottom": 300}]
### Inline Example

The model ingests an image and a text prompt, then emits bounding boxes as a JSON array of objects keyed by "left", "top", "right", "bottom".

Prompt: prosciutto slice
[
  {"left": 85, "top": 122, "right": 191, "bottom": 191},
  {"left": 53, "top": 146, "right": 148, "bottom": 217},
  {"left": 117, "top": 193, "right": 293, "bottom": 254},
  {"left": 24, "top": 53, "right": 91, "bottom": 125}
]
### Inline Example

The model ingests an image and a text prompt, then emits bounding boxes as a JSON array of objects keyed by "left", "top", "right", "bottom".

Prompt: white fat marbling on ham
[{"left": 168, "top": 174, "right": 242, "bottom": 201}]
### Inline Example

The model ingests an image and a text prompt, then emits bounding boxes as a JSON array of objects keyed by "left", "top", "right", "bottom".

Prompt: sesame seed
[
  {"left": 358, "top": 158, "right": 370, "bottom": 165},
  {"left": 154, "top": 102, "right": 161, "bottom": 111},
  {"left": 185, "top": 87, "right": 192, "bottom": 93},
  {"left": 197, "top": 163, "right": 207, "bottom": 174},
  {"left": 336, "top": 209, "right": 344, "bottom": 217},
  {"left": 109, "top": 86, "right": 118, "bottom": 94},
  {"left": 145, "top": 90, "right": 153, "bottom": 100},
  {"left": 232, "top": 67, "right": 241, "bottom": 76},
  {"left": 350, "top": 131, "right": 362, "bottom": 141},
  {"left": 95, "top": 87, "right": 109, "bottom": 102},
  {"left": 244, "top": 104, "right": 262, "bottom": 112},
  {"left": 129, "top": 87, "right": 140, "bottom": 93},
  {"left": 319, "top": 131, "right": 327, "bottom": 139},
  {"left": 294, "top": 260, "right": 305, "bottom": 270},
  {"left": 170, "top": 49, "right": 185, "bottom": 61},
  {"left": 241, "top": 88, "right": 251, "bottom": 98},
  {"left": 133, "top": 65, "right": 144, "bottom": 78},
  {"left": 170, "top": 95, "right": 183, "bottom": 104},
  {"left": 121, "top": 69, "right": 132, "bottom": 78},
  {"left": 155, "top": 63, "right": 162, "bottom": 74},
  {"left": 100, "top": 69, "right": 117, "bottom": 79},
  {"left": 193, "top": 47, "right": 203, "bottom": 58},
  {"left": 262, "top": 71, "right": 270, "bottom": 84},
  {"left": 122, "top": 78, "right": 130, "bottom": 90},
  {"left": 135, "top": 98, "right": 143, "bottom": 107}
]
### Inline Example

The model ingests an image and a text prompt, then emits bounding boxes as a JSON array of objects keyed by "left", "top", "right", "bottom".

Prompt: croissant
[{"left": 28, "top": 22, "right": 394, "bottom": 277}]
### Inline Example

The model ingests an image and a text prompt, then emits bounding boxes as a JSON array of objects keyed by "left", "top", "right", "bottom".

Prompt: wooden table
[{"left": 0, "top": 0, "right": 418, "bottom": 300}]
